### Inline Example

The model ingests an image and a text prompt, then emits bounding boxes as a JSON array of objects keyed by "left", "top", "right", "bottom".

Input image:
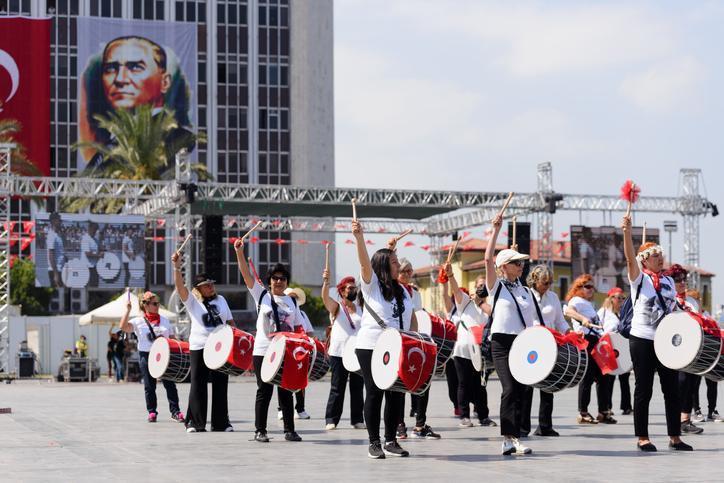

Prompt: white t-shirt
[
  {"left": 299, "top": 310, "right": 314, "bottom": 334},
  {"left": 533, "top": 289, "right": 569, "bottom": 333},
  {"left": 629, "top": 272, "right": 677, "bottom": 341},
  {"left": 402, "top": 284, "right": 423, "bottom": 311},
  {"left": 184, "top": 293, "right": 234, "bottom": 350},
  {"left": 597, "top": 307, "right": 621, "bottom": 334},
  {"left": 122, "top": 235, "right": 134, "bottom": 263},
  {"left": 46, "top": 228, "right": 64, "bottom": 271},
  {"left": 356, "top": 272, "right": 413, "bottom": 350},
  {"left": 453, "top": 292, "right": 488, "bottom": 360},
  {"left": 567, "top": 296, "right": 602, "bottom": 336},
  {"left": 80, "top": 233, "right": 99, "bottom": 268},
  {"left": 486, "top": 279, "right": 539, "bottom": 335},
  {"left": 250, "top": 281, "right": 304, "bottom": 356},
  {"left": 328, "top": 300, "right": 362, "bottom": 358},
  {"left": 130, "top": 315, "right": 173, "bottom": 352}
]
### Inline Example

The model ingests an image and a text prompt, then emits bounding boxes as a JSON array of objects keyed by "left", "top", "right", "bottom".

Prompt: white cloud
[{"left": 619, "top": 56, "right": 705, "bottom": 112}]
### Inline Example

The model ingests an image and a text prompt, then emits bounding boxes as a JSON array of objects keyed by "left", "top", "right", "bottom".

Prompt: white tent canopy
[{"left": 79, "top": 292, "right": 178, "bottom": 326}]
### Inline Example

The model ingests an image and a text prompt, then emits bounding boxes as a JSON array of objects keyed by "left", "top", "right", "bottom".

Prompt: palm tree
[
  {"left": 69, "top": 104, "right": 209, "bottom": 213},
  {"left": 0, "top": 119, "right": 44, "bottom": 176}
]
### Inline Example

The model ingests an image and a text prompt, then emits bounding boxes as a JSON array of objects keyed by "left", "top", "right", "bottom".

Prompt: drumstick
[
  {"left": 511, "top": 216, "right": 517, "bottom": 250},
  {"left": 175, "top": 233, "right": 192, "bottom": 255},
  {"left": 642, "top": 222, "right": 647, "bottom": 245},
  {"left": 395, "top": 228, "right": 413, "bottom": 243},
  {"left": 351, "top": 198, "right": 358, "bottom": 221},
  {"left": 498, "top": 192, "right": 514, "bottom": 217},
  {"left": 241, "top": 220, "right": 263, "bottom": 242},
  {"left": 446, "top": 238, "right": 461, "bottom": 264},
  {"left": 324, "top": 242, "right": 330, "bottom": 273}
]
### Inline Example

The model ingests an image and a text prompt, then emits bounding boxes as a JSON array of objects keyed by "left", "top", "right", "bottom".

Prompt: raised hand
[
  {"left": 234, "top": 238, "right": 244, "bottom": 251},
  {"left": 351, "top": 219, "right": 363, "bottom": 239},
  {"left": 492, "top": 213, "right": 503, "bottom": 230},
  {"left": 621, "top": 214, "right": 632, "bottom": 231},
  {"left": 322, "top": 269, "right": 330, "bottom": 283}
]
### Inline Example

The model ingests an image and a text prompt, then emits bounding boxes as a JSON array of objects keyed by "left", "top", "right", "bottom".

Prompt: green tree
[
  {"left": 10, "top": 259, "right": 53, "bottom": 315},
  {"left": 70, "top": 104, "right": 209, "bottom": 213},
  {"left": 0, "top": 118, "right": 44, "bottom": 176}
]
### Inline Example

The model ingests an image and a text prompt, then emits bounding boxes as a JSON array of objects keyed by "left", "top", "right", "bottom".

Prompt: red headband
[{"left": 336, "top": 276, "right": 356, "bottom": 297}]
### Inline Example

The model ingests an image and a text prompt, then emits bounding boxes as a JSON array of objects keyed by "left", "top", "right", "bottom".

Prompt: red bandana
[
  {"left": 145, "top": 312, "right": 160, "bottom": 325},
  {"left": 676, "top": 292, "right": 690, "bottom": 311},
  {"left": 642, "top": 268, "right": 661, "bottom": 292}
]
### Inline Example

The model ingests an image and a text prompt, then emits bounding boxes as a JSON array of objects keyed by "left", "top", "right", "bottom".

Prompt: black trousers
[
  {"left": 88, "top": 266, "right": 99, "bottom": 287},
  {"left": 619, "top": 373, "right": 632, "bottom": 411},
  {"left": 453, "top": 356, "right": 488, "bottom": 421},
  {"left": 445, "top": 361, "right": 459, "bottom": 408},
  {"left": 185, "top": 349, "right": 229, "bottom": 431},
  {"left": 325, "top": 356, "right": 364, "bottom": 425},
  {"left": 399, "top": 390, "right": 431, "bottom": 428},
  {"left": 253, "top": 355, "right": 295, "bottom": 433},
  {"left": 138, "top": 351, "right": 180, "bottom": 415},
  {"left": 277, "top": 388, "right": 305, "bottom": 413},
  {"left": 578, "top": 334, "right": 608, "bottom": 414},
  {"left": 520, "top": 386, "right": 554, "bottom": 433},
  {"left": 356, "top": 348, "right": 403, "bottom": 444},
  {"left": 492, "top": 333, "right": 525, "bottom": 437},
  {"left": 629, "top": 335, "right": 680, "bottom": 438},
  {"left": 678, "top": 371, "right": 696, "bottom": 414},
  {"left": 692, "top": 375, "right": 719, "bottom": 414}
]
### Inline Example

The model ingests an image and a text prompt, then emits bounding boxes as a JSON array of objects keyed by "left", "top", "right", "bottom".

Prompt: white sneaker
[
  {"left": 325, "top": 423, "right": 337, "bottom": 430},
  {"left": 186, "top": 427, "right": 197, "bottom": 433},
  {"left": 459, "top": 417, "right": 474, "bottom": 428},
  {"left": 277, "top": 410, "right": 284, "bottom": 420},
  {"left": 296, "top": 411, "right": 311, "bottom": 420},
  {"left": 352, "top": 422, "right": 366, "bottom": 429},
  {"left": 224, "top": 425, "right": 234, "bottom": 432},
  {"left": 502, "top": 437, "right": 515, "bottom": 455},
  {"left": 513, "top": 437, "right": 532, "bottom": 455},
  {"left": 693, "top": 410, "right": 705, "bottom": 423}
]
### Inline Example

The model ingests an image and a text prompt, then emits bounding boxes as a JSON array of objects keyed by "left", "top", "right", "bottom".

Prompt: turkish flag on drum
[
  {"left": 398, "top": 337, "right": 437, "bottom": 393},
  {"left": 469, "top": 325, "right": 484, "bottom": 345},
  {"left": 0, "top": 17, "right": 51, "bottom": 176},
  {"left": 280, "top": 338, "right": 311, "bottom": 391},
  {"left": 592, "top": 334, "right": 619, "bottom": 375}
]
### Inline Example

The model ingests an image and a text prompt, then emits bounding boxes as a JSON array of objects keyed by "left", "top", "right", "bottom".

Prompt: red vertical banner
[{"left": 0, "top": 17, "right": 51, "bottom": 176}]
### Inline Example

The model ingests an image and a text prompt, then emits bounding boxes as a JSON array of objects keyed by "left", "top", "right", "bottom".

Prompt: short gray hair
[{"left": 399, "top": 258, "right": 412, "bottom": 271}]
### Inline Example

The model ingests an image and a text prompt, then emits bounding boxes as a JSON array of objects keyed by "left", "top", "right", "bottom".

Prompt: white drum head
[
  {"left": 371, "top": 329, "right": 403, "bottom": 390},
  {"left": 204, "top": 325, "right": 233, "bottom": 370},
  {"left": 148, "top": 337, "right": 170, "bottom": 379},
  {"left": 509, "top": 326, "right": 558, "bottom": 385},
  {"left": 62, "top": 258, "right": 89, "bottom": 288},
  {"left": 471, "top": 343, "right": 483, "bottom": 372},
  {"left": 415, "top": 310, "right": 432, "bottom": 336},
  {"left": 608, "top": 332, "right": 632, "bottom": 375},
  {"left": 97, "top": 252, "right": 121, "bottom": 280},
  {"left": 261, "top": 335, "right": 287, "bottom": 383},
  {"left": 342, "top": 335, "right": 361, "bottom": 373},
  {"left": 654, "top": 312, "right": 704, "bottom": 370}
]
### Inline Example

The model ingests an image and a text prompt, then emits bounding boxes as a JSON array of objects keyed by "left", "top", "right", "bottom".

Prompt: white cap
[
  {"left": 495, "top": 248, "right": 530, "bottom": 267},
  {"left": 283, "top": 287, "right": 306, "bottom": 306}
]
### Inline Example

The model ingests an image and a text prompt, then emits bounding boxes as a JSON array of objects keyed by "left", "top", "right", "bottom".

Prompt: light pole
[{"left": 663, "top": 220, "right": 678, "bottom": 262}]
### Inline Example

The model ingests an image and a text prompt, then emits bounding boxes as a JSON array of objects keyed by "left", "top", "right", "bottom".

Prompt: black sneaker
[
  {"left": 254, "top": 431, "right": 270, "bottom": 443},
  {"left": 669, "top": 440, "right": 693, "bottom": 451},
  {"left": 533, "top": 427, "right": 559, "bottom": 437},
  {"left": 621, "top": 408, "right": 633, "bottom": 415},
  {"left": 396, "top": 423, "right": 408, "bottom": 440},
  {"left": 412, "top": 425, "right": 441, "bottom": 439},
  {"left": 681, "top": 420, "right": 704, "bottom": 434},
  {"left": 479, "top": 417, "right": 497, "bottom": 427},
  {"left": 368, "top": 442, "right": 385, "bottom": 459},
  {"left": 409, "top": 408, "right": 416, "bottom": 418},
  {"left": 383, "top": 441, "right": 409, "bottom": 457},
  {"left": 284, "top": 431, "right": 303, "bottom": 442}
]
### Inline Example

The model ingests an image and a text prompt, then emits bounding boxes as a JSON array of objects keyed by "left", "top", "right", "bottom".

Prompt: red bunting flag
[
  {"left": 560, "top": 231, "right": 569, "bottom": 238},
  {"left": 403, "top": 241, "right": 414, "bottom": 247},
  {"left": 345, "top": 239, "right": 354, "bottom": 244},
  {"left": 321, "top": 240, "right": 332, "bottom": 246},
  {"left": 250, "top": 236, "right": 259, "bottom": 244},
  {"left": 274, "top": 238, "right": 286, "bottom": 245},
  {"left": 376, "top": 227, "right": 386, "bottom": 233},
  {"left": 229, "top": 237, "right": 239, "bottom": 245},
  {"left": 20, "top": 237, "right": 32, "bottom": 251},
  {"left": 156, "top": 219, "right": 166, "bottom": 227},
  {"left": 297, "top": 239, "right": 309, "bottom": 245},
  {"left": 22, "top": 221, "right": 35, "bottom": 234},
  {"left": 365, "top": 240, "right": 374, "bottom": 245},
  {"left": 420, "top": 245, "right": 431, "bottom": 251}
]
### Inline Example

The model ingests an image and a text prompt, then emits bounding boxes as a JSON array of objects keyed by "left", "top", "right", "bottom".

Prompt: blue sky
[{"left": 332, "top": 0, "right": 724, "bottom": 307}]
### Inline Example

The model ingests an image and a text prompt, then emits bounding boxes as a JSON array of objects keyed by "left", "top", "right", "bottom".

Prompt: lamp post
[{"left": 663, "top": 220, "right": 678, "bottom": 262}]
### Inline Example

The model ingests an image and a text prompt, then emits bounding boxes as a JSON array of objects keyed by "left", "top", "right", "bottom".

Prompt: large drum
[
  {"left": 148, "top": 337, "right": 190, "bottom": 383},
  {"left": 468, "top": 325, "right": 486, "bottom": 372},
  {"left": 655, "top": 311, "right": 723, "bottom": 376},
  {"left": 416, "top": 310, "right": 457, "bottom": 370},
  {"left": 702, "top": 328, "right": 724, "bottom": 382},
  {"left": 62, "top": 258, "right": 90, "bottom": 288},
  {"left": 509, "top": 326, "right": 588, "bottom": 393},
  {"left": 371, "top": 329, "right": 437, "bottom": 395},
  {"left": 261, "top": 332, "right": 315, "bottom": 392},
  {"left": 308, "top": 338, "right": 330, "bottom": 381},
  {"left": 97, "top": 252, "right": 121, "bottom": 281},
  {"left": 203, "top": 325, "right": 255, "bottom": 376},
  {"left": 342, "top": 335, "right": 362, "bottom": 374},
  {"left": 593, "top": 332, "right": 632, "bottom": 376}
]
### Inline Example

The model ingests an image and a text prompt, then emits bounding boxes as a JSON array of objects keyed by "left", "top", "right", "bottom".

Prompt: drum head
[
  {"left": 148, "top": 337, "right": 170, "bottom": 379},
  {"left": 654, "top": 312, "right": 704, "bottom": 370},
  {"left": 204, "top": 325, "right": 233, "bottom": 370},
  {"left": 415, "top": 310, "right": 432, "bottom": 336},
  {"left": 261, "top": 335, "right": 287, "bottom": 383},
  {"left": 509, "top": 326, "right": 558, "bottom": 386},
  {"left": 342, "top": 335, "right": 361, "bottom": 372},
  {"left": 371, "top": 329, "right": 403, "bottom": 390},
  {"left": 62, "top": 258, "right": 90, "bottom": 288},
  {"left": 471, "top": 343, "right": 483, "bottom": 372},
  {"left": 609, "top": 332, "right": 633, "bottom": 375},
  {"left": 97, "top": 252, "right": 121, "bottom": 280}
]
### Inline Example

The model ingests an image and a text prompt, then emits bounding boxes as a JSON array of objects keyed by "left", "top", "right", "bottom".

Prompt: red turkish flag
[
  {"left": 0, "top": 17, "right": 51, "bottom": 176},
  {"left": 279, "top": 333, "right": 312, "bottom": 391},
  {"left": 398, "top": 336, "right": 437, "bottom": 393},
  {"left": 592, "top": 333, "right": 618, "bottom": 375}
]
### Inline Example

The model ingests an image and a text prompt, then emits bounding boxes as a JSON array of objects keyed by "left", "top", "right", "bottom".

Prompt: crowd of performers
[{"left": 118, "top": 210, "right": 722, "bottom": 457}]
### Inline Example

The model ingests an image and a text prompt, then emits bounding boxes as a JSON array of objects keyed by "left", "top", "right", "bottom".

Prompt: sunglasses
[
  {"left": 271, "top": 275, "right": 288, "bottom": 282},
  {"left": 674, "top": 276, "right": 687, "bottom": 283},
  {"left": 145, "top": 301, "right": 159, "bottom": 306},
  {"left": 400, "top": 268, "right": 413, "bottom": 274},
  {"left": 612, "top": 295, "right": 625, "bottom": 300},
  {"left": 540, "top": 280, "right": 552, "bottom": 286},
  {"left": 508, "top": 260, "right": 525, "bottom": 267},
  {"left": 583, "top": 285, "right": 595, "bottom": 290}
]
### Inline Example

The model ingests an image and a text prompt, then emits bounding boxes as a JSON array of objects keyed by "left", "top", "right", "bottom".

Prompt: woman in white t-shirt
[
  {"left": 321, "top": 273, "right": 364, "bottom": 431},
  {"left": 171, "top": 253, "right": 235, "bottom": 434},
  {"left": 622, "top": 214, "right": 691, "bottom": 452},
  {"left": 234, "top": 240, "right": 304, "bottom": 443},
  {"left": 484, "top": 212, "right": 538, "bottom": 456},
  {"left": 119, "top": 291, "right": 183, "bottom": 424},
  {"left": 565, "top": 274, "right": 615, "bottom": 425},
  {"left": 597, "top": 287, "right": 632, "bottom": 416},
  {"left": 440, "top": 278, "right": 460, "bottom": 417},
  {"left": 445, "top": 265, "right": 496, "bottom": 428},
  {"left": 521, "top": 265, "right": 569, "bottom": 438},
  {"left": 352, "top": 219, "right": 417, "bottom": 459}
]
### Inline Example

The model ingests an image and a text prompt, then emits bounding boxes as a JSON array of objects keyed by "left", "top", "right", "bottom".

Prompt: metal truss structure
[{"left": 0, "top": 144, "right": 715, "bottom": 373}]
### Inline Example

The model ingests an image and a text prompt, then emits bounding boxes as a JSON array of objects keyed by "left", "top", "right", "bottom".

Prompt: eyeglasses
[
  {"left": 583, "top": 285, "right": 595, "bottom": 290},
  {"left": 674, "top": 276, "right": 687, "bottom": 283},
  {"left": 146, "top": 301, "right": 159, "bottom": 306},
  {"left": 613, "top": 296, "right": 625, "bottom": 300},
  {"left": 508, "top": 260, "right": 524, "bottom": 267},
  {"left": 540, "top": 280, "right": 552, "bottom": 286},
  {"left": 271, "top": 275, "right": 288, "bottom": 282}
]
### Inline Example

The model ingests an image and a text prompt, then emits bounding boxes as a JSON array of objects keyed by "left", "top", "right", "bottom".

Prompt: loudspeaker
[
  {"left": 507, "top": 221, "right": 531, "bottom": 285},
  {"left": 204, "top": 215, "right": 224, "bottom": 282}
]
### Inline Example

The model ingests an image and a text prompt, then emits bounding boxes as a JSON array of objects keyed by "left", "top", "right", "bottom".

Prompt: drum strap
[
  {"left": 143, "top": 316, "right": 158, "bottom": 342},
  {"left": 339, "top": 298, "right": 356, "bottom": 330},
  {"left": 363, "top": 300, "right": 388, "bottom": 329},
  {"left": 258, "top": 289, "right": 297, "bottom": 332}
]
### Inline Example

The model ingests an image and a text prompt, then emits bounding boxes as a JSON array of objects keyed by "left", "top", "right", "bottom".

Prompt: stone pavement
[{"left": 1, "top": 376, "right": 722, "bottom": 482}]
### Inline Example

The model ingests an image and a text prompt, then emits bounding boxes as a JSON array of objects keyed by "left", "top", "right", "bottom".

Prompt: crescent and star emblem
[
  {"left": 407, "top": 347, "right": 426, "bottom": 374},
  {"left": 0, "top": 48, "right": 20, "bottom": 113}
]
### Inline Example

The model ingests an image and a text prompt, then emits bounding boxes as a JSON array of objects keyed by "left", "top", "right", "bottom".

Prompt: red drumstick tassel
[{"left": 620, "top": 179, "right": 641, "bottom": 216}]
